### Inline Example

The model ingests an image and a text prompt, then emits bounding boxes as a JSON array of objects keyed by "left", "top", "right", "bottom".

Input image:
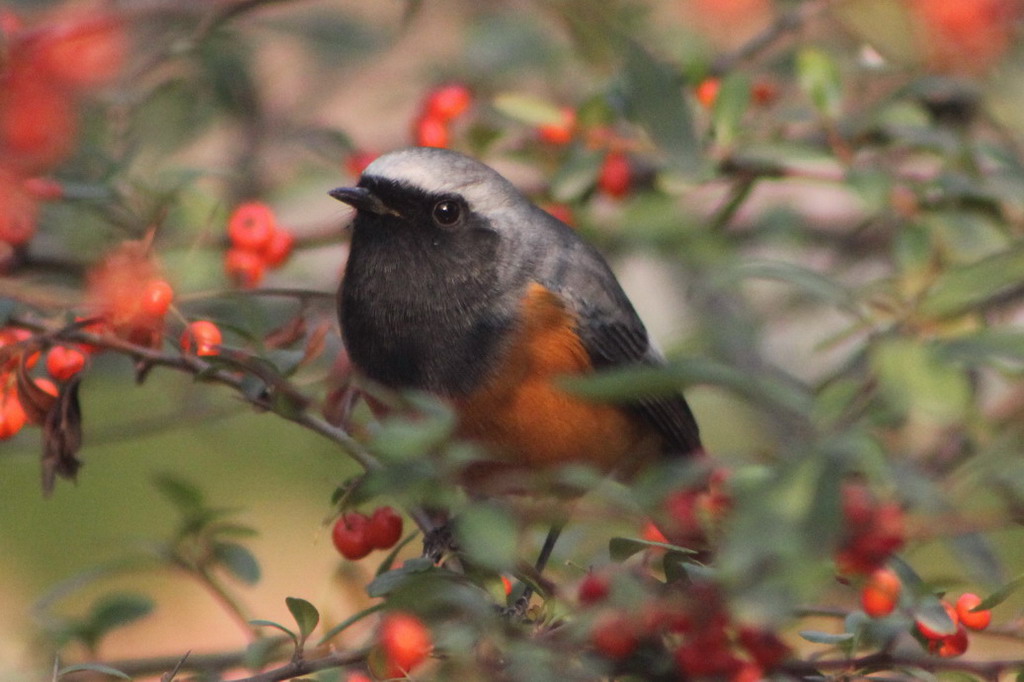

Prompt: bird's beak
[{"left": 329, "top": 186, "right": 394, "bottom": 216}]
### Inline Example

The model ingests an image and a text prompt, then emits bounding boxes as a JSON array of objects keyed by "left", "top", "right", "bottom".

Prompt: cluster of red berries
[
  {"left": 860, "top": 567, "right": 992, "bottom": 658},
  {"left": 331, "top": 506, "right": 404, "bottom": 560},
  {"left": 413, "top": 83, "right": 473, "bottom": 149},
  {"left": 224, "top": 201, "right": 295, "bottom": 288},
  {"left": 643, "top": 466, "right": 732, "bottom": 551},
  {"left": 693, "top": 76, "right": 779, "bottom": 111},
  {"left": 836, "top": 481, "right": 906, "bottom": 575},
  {"left": 910, "top": 0, "right": 1021, "bottom": 74},
  {"left": 0, "top": 8, "right": 125, "bottom": 251},
  {"left": 579, "top": 574, "right": 790, "bottom": 680}
]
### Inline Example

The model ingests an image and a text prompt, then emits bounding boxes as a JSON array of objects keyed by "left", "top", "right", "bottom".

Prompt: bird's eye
[{"left": 432, "top": 200, "right": 462, "bottom": 227}]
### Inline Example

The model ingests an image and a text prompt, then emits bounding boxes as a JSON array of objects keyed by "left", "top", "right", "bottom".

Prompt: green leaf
[
  {"left": 89, "top": 593, "right": 154, "bottom": 635},
  {"left": 153, "top": 474, "right": 205, "bottom": 514},
  {"left": 796, "top": 48, "right": 842, "bottom": 119},
  {"left": 250, "top": 619, "right": 297, "bottom": 644},
  {"left": 871, "top": 337, "right": 970, "bottom": 422},
  {"left": 493, "top": 92, "right": 565, "bottom": 127},
  {"left": 456, "top": 503, "right": 518, "bottom": 571},
  {"left": 914, "top": 598, "right": 956, "bottom": 637},
  {"left": 316, "top": 603, "right": 385, "bottom": 646},
  {"left": 375, "top": 532, "right": 421, "bottom": 577},
  {"left": 57, "top": 664, "right": 130, "bottom": 680},
  {"left": 975, "top": 574, "right": 1024, "bottom": 610},
  {"left": 919, "top": 244, "right": 1024, "bottom": 318},
  {"left": 712, "top": 73, "right": 751, "bottom": 149},
  {"left": 213, "top": 542, "right": 261, "bottom": 584},
  {"left": 798, "top": 630, "right": 855, "bottom": 645},
  {"left": 662, "top": 551, "right": 696, "bottom": 584},
  {"left": 285, "top": 597, "right": 320, "bottom": 640},
  {"left": 717, "top": 259, "right": 857, "bottom": 311},
  {"left": 936, "top": 330, "right": 1024, "bottom": 365},
  {"left": 550, "top": 147, "right": 604, "bottom": 202},
  {"left": 609, "top": 537, "right": 696, "bottom": 562},
  {"left": 367, "top": 557, "right": 436, "bottom": 598},
  {"left": 621, "top": 41, "right": 701, "bottom": 175}
]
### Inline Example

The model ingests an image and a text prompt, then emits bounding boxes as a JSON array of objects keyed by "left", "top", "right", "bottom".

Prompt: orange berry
[
  {"left": 861, "top": 568, "right": 901, "bottom": 618},
  {"left": 46, "top": 345, "right": 86, "bottom": 381},
  {"left": 0, "top": 171, "right": 39, "bottom": 246},
  {"left": 140, "top": 279, "right": 174, "bottom": 318},
  {"left": 227, "top": 201, "right": 276, "bottom": 251},
  {"left": 640, "top": 519, "right": 669, "bottom": 544},
  {"left": 424, "top": 83, "right": 473, "bottom": 121},
  {"left": 0, "top": 387, "right": 27, "bottom": 440},
  {"left": 34, "top": 377, "right": 58, "bottom": 397},
  {"left": 695, "top": 77, "right": 721, "bottom": 109},
  {"left": 597, "top": 151, "right": 632, "bottom": 199},
  {"left": 500, "top": 575, "right": 512, "bottom": 597},
  {"left": 415, "top": 115, "right": 449, "bottom": 148},
  {"left": 537, "top": 106, "right": 577, "bottom": 145},
  {"left": 916, "top": 600, "right": 959, "bottom": 640},
  {"left": 0, "top": 71, "right": 76, "bottom": 171},
  {"left": 181, "top": 320, "right": 222, "bottom": 357},
  {"left": 260, "top": 228, "right": 295, "bottom": 268},
  {"left": 379, "top": 612, "right": 431, "bottom": 677},
  {"left": 225, "top": 247, "right": 266, "bottom": 288},
  {"left": 956, "top": 593, "right": 991, "bottom": 631}
]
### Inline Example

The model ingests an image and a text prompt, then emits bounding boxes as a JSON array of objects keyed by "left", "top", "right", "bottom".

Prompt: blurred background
[{"left": 4, "top": 0, "right": 1024, "bottom": 678}]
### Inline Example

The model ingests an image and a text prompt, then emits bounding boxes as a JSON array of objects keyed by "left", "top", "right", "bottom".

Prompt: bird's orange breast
[{"left": 453, "top": 283, "right": 657, "bottom": 481}]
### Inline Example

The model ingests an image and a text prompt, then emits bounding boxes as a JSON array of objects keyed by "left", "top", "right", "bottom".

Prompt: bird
[{"left": 329, "top": 147, "right": 702, "bottom": 497}]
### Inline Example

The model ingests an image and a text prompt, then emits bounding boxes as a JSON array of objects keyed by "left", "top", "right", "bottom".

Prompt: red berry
[
  {"left": 916, "top": 601, "right": 959, "bottom": 640},
  {"left": 956, "top": 593, "right": 991, "bottom": 631},
  {"left": 578, "top": 573, "right": 611, "bottom": 605},
  {"left": 34, "top": 16, "right": 126, "bottom": 89},
  {"left": 424, "top": 83, "right": 473, "bottom": 122},
  {"left": 415, "top": 115, "right": 449, "bottom": 148},
  {"left": 541, "top": 202, "right": 575, "bottom": 226},
  {"left": 640, "top": 519, "right": 668, "bottom": 544},
  {"left": 590, "top": 612, "right": 638, "bottom": 660},
  {"left": 379, "top": 612, "right": 431, "bottom": 676},
  {"left": 260, "top": 228, "right": 295, "bottom": 268},
  {"left": 46, "top": 345, "right": 86, "bottom": 381},
  {"left": 22, "top": 176, "right": 64, "bottom": 200},
  {"left": 332, "top": 512, "right": 371, "bottom": 560},
  {"left": 500, "top": 575, "right": 512, "bottom": 597},
  {"left": 0, "top": 172, "right": 39, "bottom": 246},
  {"left": 227, "top": 202, "right": 276, "bottom": 251},
  {"left": 34, "top": 377, "right": 58, "bottom": 397},
  {"left": 365, "top": 506, "right": 403, "bottom": 550},
  {"left": 933, "top": 624, "right": 969, "bottom": 657},
  {"left": 736, "top": 626, "right": 790, "bottom": 669},
  {"left": 181, "top": 320, "right": 223, "bottom": 357},
  {"left": 140, "top": 279, "right": 174, "bottom": 318},
  {"left": 537, "top": 106, "right": 576, "bottom": 145},
  {"left": 0, "top": 387, "right": 27, "bottom": 440},
  {"left": 597, "top": 151, "right": 632, "bottom": 199},
  {"left": 225, "top": 247, "right": 266, "bottom": 288},
  {"left": 0, "top": 71, "right": 76, "bottom": 171},
  {"left": 861, "top": 568, "right": 901, "bottom": 618},
  {"left": 695, "top": 77, "right": 721, "bottom": 109}
]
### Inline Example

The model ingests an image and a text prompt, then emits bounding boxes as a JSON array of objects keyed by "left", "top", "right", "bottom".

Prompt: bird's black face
[{"left": 331, "top": 174, "right": 511, "bottom": 394}]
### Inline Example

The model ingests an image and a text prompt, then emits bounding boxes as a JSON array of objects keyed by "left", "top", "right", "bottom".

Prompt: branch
[
  {"left": 788, "top": 652, "right": 1024, "bottom": 678},
  {"left": 227, "top": 647, "right": 370, "bottom": 682}
]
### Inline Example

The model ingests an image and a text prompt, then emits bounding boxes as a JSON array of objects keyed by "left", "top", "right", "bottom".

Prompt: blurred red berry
[
  {"left": 736, "top": 626, "right": 790, "bottom": 669},
  {"left": 537, "top": 106, "right": 576, "bottom": 145},
  {"left": 911, "top": 0, "right": 1019, "bottom": 74},
  {"left": 181, "top": 320, "right": 222, "bottom": 357},
  {"left": 0, "top": 72, "right": 76, "bottom": 171},
  {"left": 225, "top": 247, "right": 266, "bottom": 288},
  {"left": 640, "top": 519, "right": 669, "bottom": 544},
  {"left": 415, "top": 115, "right": 449, "bottom": 148},
  {"left": 0, "top": 387, "right": 27, "bottom": 440},
  {"left": 0, "top": 327, "right": 38, "bottom": 371},
  {"left": 22, "top": 176, "right": 63, "bottom": 200},
  {"left": 751, "top": 79, "right": 779, "bottom": 106},
  {"left": 0, "top": 171, "right": 39, "bottom": 246},
  {"left": 46, "top": 345, "right": 86, "bottom": 381},
  {"left": 34, "top": 16, "right": 126, "bottom": 90},
  {"left": 34, "top": 377, "right": 59, "bottom": 398},
  {"left": 956, "top": 593, "right": 991, "bottom": 631},
  {"left": 541, "top": 202, "right": 576, "bottom": 226},
  {"left": 0, "top": 8, "right": 22, "bottom": 35},
  {"left": 917, "top": 600, "right": 959, "bottom": 640},
  {"left": 140, "top": 279, "right": 174, "bottom": 318},
  {"left": 424, "top": 83, "right": 473, "bottom": 122},
  {"left": 227, "top": 201, "right": 276, "bottom": 251},
  {"left": 933, "top": 623, "right": 969, "bottom": 657},
  {"left": 590, "top": 612, "right": 638, "bottom": 660},
  {"left": 695, "top": 77, "right": 721, "bottom": 109},
  {"left": 500, "top": 575, "right": 512, "bottom": 596},
  {"left": 578, "top": 572, "right": 611, "bottom": 605},
  {"left": 332, "top": 512, "right": 371, "bottom": 560},
  {"left": 345, "top": 149, "right": 377, "bottom": 177},
  {"left": 861, "top": 568, "right": 901, "bottom": 617},
  {"left": 597, "top": 151, "right": 632, "bottom": 199},
  {"left": 379, "top": 612, "right": 431, "bottom": 677},
  {"left": 261, "top": 228, "right": 295, "bottom": 268},
  {"left": 365, "top": 506, "right": 403, "bottom": 550},
  {"left": 837, "top": 482, "right": 905, "bottom": 575}
]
